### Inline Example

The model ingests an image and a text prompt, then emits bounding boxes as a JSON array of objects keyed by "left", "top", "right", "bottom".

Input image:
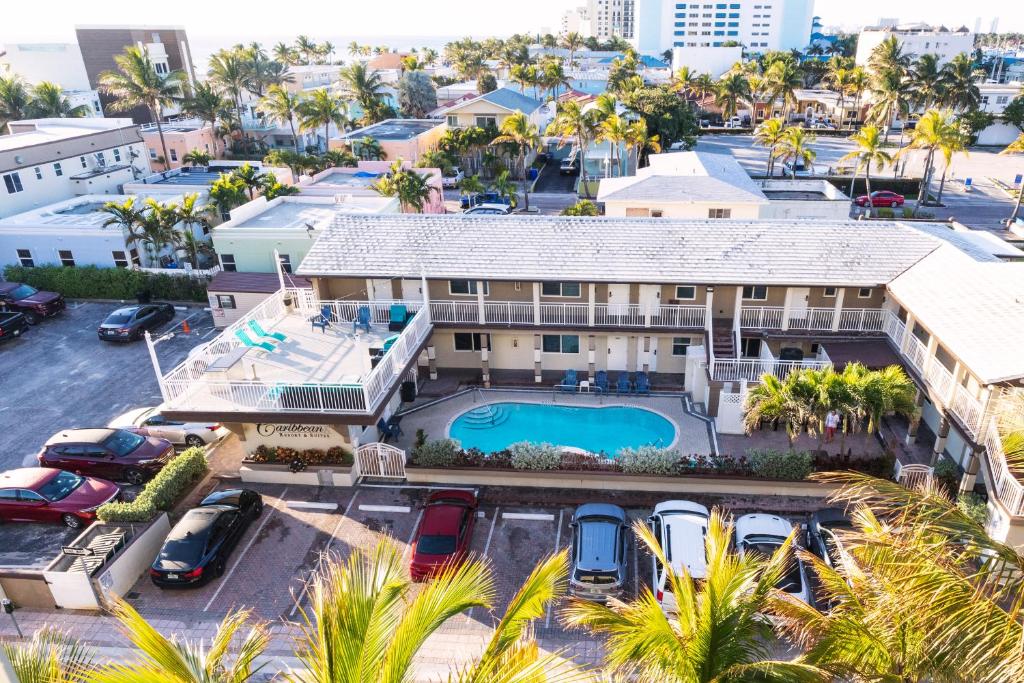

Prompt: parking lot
[{"left": 0, "top": 301, "right": 215, "bottom": 470}]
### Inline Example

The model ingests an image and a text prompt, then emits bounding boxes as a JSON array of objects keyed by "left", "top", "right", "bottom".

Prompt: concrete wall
[
  {"left": 603, "top": 200, "right": 764, "bottom": 219},
  {"left": 212, "top": 234, "right": 320, "bottom": 274},
  {"left": 208, "top": 290, "right": 273, "bottom": 328},
  {"left": 0, "top": 227, "right": 137, "bottom": 269},
  {"left": 95, "top": 515, "right": 171, "bottom": 604},
  {"left": 672, "top": 46, "right": 743, "bottom": 79},
  {"left": 855, "top": 30, "right": 973, "bottom": 67}
]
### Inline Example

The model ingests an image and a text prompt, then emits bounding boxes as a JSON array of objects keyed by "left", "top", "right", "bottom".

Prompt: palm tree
[
  {"left": 2, "top": 628, "right": 94, "bottom": 682},
  {"left": 98, "top": 46, "right": 185, "bottom": 165},
  {"left": 867, "top": 35, "right": 913, "bottom": 79},
  {"left": 182, "top": 149, "right": 211, "bottom": 167},
  {"left": 844, "top": 66, "right": 869, "bottom": 129},
  {"left": 839, "top": 124, "right": 893, "bottom": 217},
  {"left": 208, "top": 173, "right": 249, "bottom": 217},
  {"left": 295, "top": 35, "right": 318, "bottom": 65},
  {"left": 353, "top": 135, "right": 385, "bottom": 161},
  {"left": 672, "top": 65, "right": 701, "bottom": 102},
  {"left": 597, "top": 113, "right": 630, "bottom": 178},
  {"left": 560, "top": 31, "right": 584, "bottom": 69},
  {"left": 0, "top": 74, "right": 31, "bottom": 132},
  {"left": 180, "top": 82, "right": 228, "bottom": 158},
  {"left": 274, "top": 41, "right": 297, "bottom": 65},
  {"left": 898, "top": 108, "right": 958, "bottom": 215},
  {"left": 207, "top": 48, "right": 251, "bottom": 141},
  {"left": 764, "top": 59, "right": 803, "bottom": 120},
  {"left": 753, "top": 117, "right": 787, "bottom": 176},
  {"left": 296, "top": 88, "right": 348, "bottom": 153},
  {"left": 777, "top": 126, "right": 817, "bottom": 178},
  {"left": 714, "top": 72, "right": 752, "bottom": 121},
  {"left": 867, "top": 68, "right": 909, "bottom": 143},
  {"left": 347, "top": 41, "right": 362, "bottom": 59},
  {"left": 909, "top": 53, "right": 944, "bottom": 111},
  {"left": 490, "top": 169, "right": 519, "bottom": 208},
  {"left": 743, "top": 374, "right": 806, "bottom": 447},
  {"left": 372, "top": 160, "right": 438, "bottom": 213},
  {"left": 84, "top": 599, "right": 267, "bottom": 681},
  {"left": 845, "top": 363, "right": 916, "bottom": 435},
  {"left": 1001, "top": 134, "right": 1024, "bottom": 224},
  {"left": 100, "top": 197, "right": 145, "bottom": 255},
  {"left": 259, "top": 85, "right": 303, "bottom": 152},
  {"left": 563, "top": 512, "right": 827, "bottom": 682},
  {"left": 458, "top": 173, "right": 485, "bottom": 202},
  {"left": 940, "top": 53, "right": 983, "bottom": 112},
  {"left": 491, "top": 111, "right": 541, "bottom": 211},
  {"left": 232, "top": 163, "right": 267, "bottom": 200},
  {"left": 625, "top": 118, "right": 661, "bottom": 169},
  {"left": 26, "top": 82, "right": 91, "bottom": 118},
  {"left": 547, "top": 100, "right": 600, "bottom": 198},
  {"left": 338, "top": 62, "right": 388, "bottom": 125}
]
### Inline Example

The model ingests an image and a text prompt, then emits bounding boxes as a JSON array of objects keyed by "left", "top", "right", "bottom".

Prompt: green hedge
[
  {"left": 97, "top": 447, "right": 208, "bottom": 522},
  {"left": 3, "top": 265, "right": 210, "bottom": 302}
]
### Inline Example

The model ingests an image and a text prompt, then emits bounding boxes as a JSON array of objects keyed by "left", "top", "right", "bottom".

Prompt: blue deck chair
[
  {"left": 595, "top": 370, "right": 609, "bottom": 394},
  {"left": 616, "top": 374, "right": 632, "bottom": 395},
  {"left": 636, "top": 371, "right": 651, "bottom": 395},
  {"left": 248, "top": 319, "right": 286, "bottom": 342},
  {"left": 389, "top": 304, "right": 408, "bottom": 331},
  {"left": 352, "top": 305, "right": 371, "bottom": 333},
  {"left": 234, "top": 328, "right": 276, "bottom": 352},
  {"left": 311, "top": 304, "right": 333, "bottom": 333},
  {"left": 382, "top": 334, "right": 400, "bottom": 354},
  {"left": 559, "top": 369, "right": 578, "bottom": 393}
]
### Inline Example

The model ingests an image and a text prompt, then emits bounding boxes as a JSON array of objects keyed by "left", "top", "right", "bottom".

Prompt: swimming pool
[{"left": 448, "top": 402, "right": 677, "bottom": 455}]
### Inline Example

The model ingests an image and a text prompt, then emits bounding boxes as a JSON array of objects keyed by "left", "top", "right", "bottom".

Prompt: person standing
[{"left": 825, "top": 409, "right": 840, "bottom": 444}]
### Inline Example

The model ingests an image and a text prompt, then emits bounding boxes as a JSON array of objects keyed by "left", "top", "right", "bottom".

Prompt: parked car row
[{"left": 0, "top": 282, "right": 64, "bottom": 343}]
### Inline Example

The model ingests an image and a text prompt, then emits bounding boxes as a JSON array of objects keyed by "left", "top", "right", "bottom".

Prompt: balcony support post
[
  {"left": 427, "top": 345, "right": 437, "bottom": 380},
  {"left": 781, "top": 288, "right": 793, "bottom": 331},
  {"left": 533, "top": 334, "right": 542, "bottom": 383},
  {"left": 588, "top": 335, "right": 596, "bottom": 382},
  {"left": 906, "top": 389, "right": 925, "bottom": 445},
  {"left": 900, "top": 314, "right": 916, "bottom": 354},
  {"left": 476, "top": 281, "right": 486, "bottom": 325},
  {"left": 733, "top": 287, "right": 742, "bottom": 358},
  {"left": 704, "top": 287, "right": 714, "bottom": 335},
  {"left": 959, "top": 443, "right": 985, "bottom": 495},
  {"left": 930, "top": 415, "right": 951, "bottom": 466},
  {"left": 480, "top": 333, "right": 491, "bottom": 388},
  {"left": 831, "top": 288, "right": 845, "bottom": 332},
  {"left": 947, "top": 361, "right": 964, "bottom": 406},
  {"left": 923, "top": 334, "right": 939, "bottom": 381},
  {"left": 532, "top": 283, "right": 541, "bottom": 325},
  {"left": 588, "top": 283, "right": 596, "bottom": 327}
]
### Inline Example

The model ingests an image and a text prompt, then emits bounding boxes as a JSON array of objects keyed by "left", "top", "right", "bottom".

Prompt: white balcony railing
[
  {"left": 740, "top": 306, "right": 887, "bottom": 333},
  {"left": 711, "top": 358, "right": 831, "bottom": 382},
  {"left": 429, "top": 300, "right": 705, "bottom": 329},
  {"left": 985, "top": 418, "right": 1024, "bottom": 517}
]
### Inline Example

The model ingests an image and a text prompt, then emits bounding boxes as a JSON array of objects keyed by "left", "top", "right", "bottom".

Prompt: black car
[
  {"left": 807, "top": 508, "right": 853, "bottom": 571},
  {"left": 150, "top": 489, "right": 263, "bottom": 587},
  {"left": 0, "top": 311, "right": 28, "bottom": 343},
  {"left": 98, "top": 303, "right": 175, "bottom": 342}
]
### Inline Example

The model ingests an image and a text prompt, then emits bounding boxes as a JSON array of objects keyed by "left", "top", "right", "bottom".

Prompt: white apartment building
[
  {"left": 589, "top": 0, "right": 637, "bottom": 40},
  {"left": 975, "top": 82, "right": 1024, "bottom": 146},
  {"left": 855, "top": 23, "right": 974, "bottom": 67},
  {"left": 0, "top": 118, "right": 151, "bottom": 219},
  {"left": 634, "top": 0, "right": 814, "bottom": 56},
  {"left": 562, "top": 6, "right": 593, "bottom": 36},
  {"left": 0, "top": 43, "right": 102, "bottom": 117}
]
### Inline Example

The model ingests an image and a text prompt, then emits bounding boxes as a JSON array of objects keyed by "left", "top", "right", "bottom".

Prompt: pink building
[{"left": 139, "top": 118, "right": 219, "bottom": 170}]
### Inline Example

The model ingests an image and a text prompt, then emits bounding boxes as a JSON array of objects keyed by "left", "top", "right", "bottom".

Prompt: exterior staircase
[{"left": 712, "top": 320, "right": 736, "bottom": 359}]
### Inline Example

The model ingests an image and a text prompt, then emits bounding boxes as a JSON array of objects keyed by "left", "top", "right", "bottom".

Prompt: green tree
[
  {"left": 232, "top": 163, "right": 267, "bottom": 200},
  {"left": 182, "top": 149, "right": 211, "bottom": 167},
  {"left": 180, "top": 81, "right": 229, "bottom": 157},
  {"left": 898, "top": 108, "right": 959, "bottom": 215},
  {"left": 26, "top": 82, "right": 91, "bottom": 118},
  {"left": 743, "top": 374, "right": 807, "bottom": 447},
  {"left": 764, "top": 59, "right": 803, "bottom": 119},
  {"left": 838, "top": 124, "right": 892, "bottom": 216},
  {"left": 547, "top": 100, "right": 600, "bottom": 198},
  {"left": 1001, "top": 134, "right": 1024, "bottom": 223},
  {"left": 714, "top": 72, "right": 752, "bottom": 121},
  {"left": 98, "top": 46, "right": 185, "bottom": 165},
  {"left": 258, "top": 85, "right": 303, "bottom": 153},
  {"left": 339, "top": 62, "right": 388, "bottom": 125},
  {"left": 397, "top": 70, "right": 437, "bottom": 118},
  {"left": 753, "top": 117, "right": 787, "bottom": 176},
  {"left": 208, "top": 173, "right": 249, "bottom": 217},
  {"left": 0, "top": 74, "right": 31, "bottom": 132},
  {"left": 353, "top": 135, "right": 385, "bottom": 161},
  {"left": 621, "top": 85, "right": 698, "bottom": 151},
  {"left": 940, "top": 53, "right": 983, "bottom": 112},
  {"left": 297, "top": 88, "right": 348, "bottom": 153},
  {"left": 207, "top": 48, "right": 252, "bottom": 143},
  {"left": 777, "top": 126, "right": 817, "bottom": 178},
  {"left": 491, "top": 111, "right": 541, "bottom": 210},
  {"left": 372, "top": 160, "right": 438, "bottom": 213},
  {"left": 909, "top": 53, "right": 945, "bottom": 111},
  {"left": 477, "top": 72, "right": 498, "bottom": 94},
  {"left": 625, "top": 117, "right": 662, "bottom": 168},
  {"left": 260, "top": 172, "right": 300, "bottom": 200},
  {"left": 560, "top": 31, "right": 584, "bottom": 69},
  {"left": 457, "top": 173, "right": 485, "bottom": 201},
  {"left": 561, "top": 199, "right": 599, "bottom": 216},
  {"left": 490, "top": 169, "right": 519, "bottom": 208}
]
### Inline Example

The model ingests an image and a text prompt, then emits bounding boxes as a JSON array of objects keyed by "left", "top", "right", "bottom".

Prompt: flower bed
[
  {"left": 245, "top": 445, "right": 354, "bottom": 467},
  {"left": 409, "top": 439, "right": 894, "bottom": 482}
]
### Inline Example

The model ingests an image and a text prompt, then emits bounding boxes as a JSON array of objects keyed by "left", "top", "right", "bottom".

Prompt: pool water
[{"left": 448, "top": 402, "right": 676, "bottom": 455}]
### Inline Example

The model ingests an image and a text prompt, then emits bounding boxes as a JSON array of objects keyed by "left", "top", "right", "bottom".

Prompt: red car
[
  {"left": 0, "top": 282, "right": 65, "bottom": 325},
  {"left": 855, "top": 190, "right": 905, "bottom": 208},
  {"left": 410, "top": 490, "right": 478, "bottom": 581},
  {"left": 37, "top": 428, "right": 174, "bottom": 485},
  {"left": 0, "top": 468, "right": 120, "bottom": 528}
]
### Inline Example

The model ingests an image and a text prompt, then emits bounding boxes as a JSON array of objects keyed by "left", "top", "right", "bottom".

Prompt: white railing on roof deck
[
  {"left": 904, "top": 334, "right": 927, "bottom": 373},
  {"left": 711, "top": 358, "right": 831, "bottom": 382},
  {"left": 739, "top": 306, "right": 886, "bottom": 333},
  {"left": 428, "top": 300, "right": 705, "bottom": 329},
  {"left": 985, "top": 417, "right": 1024, "bottom": 517},
  {"left": 159, "top": 291, "right": 431, "bottom": 416}
]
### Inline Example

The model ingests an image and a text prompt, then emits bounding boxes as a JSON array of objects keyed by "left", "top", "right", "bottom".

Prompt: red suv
[
  {"left": 855, "top": 190, "right": 905, "bottom": 208},
  {"left": 0, "top": 282, "right": 65, "bottom": 325},
  {"left": 0, "top": 468, "right": 120, "bottom": 528},
  {"left": 409, "top": 490, "right": 478, "bottom": 581},
  {"left": 37, "top": 429, "right": 174, "bottom": 485}
]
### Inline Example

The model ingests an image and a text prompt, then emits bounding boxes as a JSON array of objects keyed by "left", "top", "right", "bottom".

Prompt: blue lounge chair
[
  {"left": 382, "top": 335, "right": 400, "bottom": 354},
  {"left": 248, "top": 319, "right": 286, "bottom": 342},
  {"left": 377, "top": 418, "right": 402, "bottom": 441},
  {"left": 389, "top": 304, "right": 408, "bottom": 331},
  {"left": 595, "top": 370, "right": 609, "bottom": 394},
  {"left": 559, "top": 369, "right": 578, "bottom": 393},
  {"left": 636, "top": 371, "right": 651, "bottom": 395},
  {"left": 234, "top": 328, "right": 276, "bottom": 352},
  {"left": 616, "top": 374, "right": 632, "bottom": 395},
  {"left": 311, "top": 305, "right": 333, "bottom": 333},
  {"left": 352, "top": 305, "right": 371, "bottom": 333}
]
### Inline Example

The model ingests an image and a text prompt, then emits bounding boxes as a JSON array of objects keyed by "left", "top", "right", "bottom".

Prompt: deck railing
[
  {"left": 739, "top": 306, "right": 886, "bottom": 333},
  {"left": 429, "top": 300, "right": 705, "bottom": 329},
  {"left": 985, "top": 418, "right": 1024, "bottom": 517},
  {"left": 711, "top": 358, "right": 831, "bottom": 382}
]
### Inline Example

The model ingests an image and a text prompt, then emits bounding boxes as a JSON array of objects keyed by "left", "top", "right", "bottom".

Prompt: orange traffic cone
[{"left": 182, "top": 320, "right": 191, "bottom": 334}]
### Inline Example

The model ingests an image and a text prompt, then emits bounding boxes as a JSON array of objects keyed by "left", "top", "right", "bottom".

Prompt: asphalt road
[{"left": 0, "top": 301, "right": 214, "bottom": 470}]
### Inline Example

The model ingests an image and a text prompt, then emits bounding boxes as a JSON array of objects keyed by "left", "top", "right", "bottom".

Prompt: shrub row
[
  {"left": 97, "top": 447, "right": 208, "bottom": 522},
  {"left": 410, "top": 440, "right": 892, "bottom": 481},
  {"left": 3, "top": 265, "right": 210, "bottom": 302},
  {"left": 247, "top": 444, "right": 354, "bottom": 466}
]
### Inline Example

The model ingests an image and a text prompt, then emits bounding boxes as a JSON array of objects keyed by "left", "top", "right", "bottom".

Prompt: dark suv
[
  {"left": 37, "top": 428, "right": 174, "bottom": 485},
  {"left": 0, "top": 282, "right": 65, "bottom": 324}
]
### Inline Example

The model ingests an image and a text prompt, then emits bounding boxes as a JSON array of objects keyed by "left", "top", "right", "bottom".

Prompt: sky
[{"left": 0, "top": 0, "right": 1021, "bottom": 45}]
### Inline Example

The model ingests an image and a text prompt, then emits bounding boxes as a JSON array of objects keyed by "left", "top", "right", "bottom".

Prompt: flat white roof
[
  {"left": 219, "top": 196, "right": 398, "bottom": 232},
  {"left": 0, "top": 193, "right": 196, "bottom": 231},
  {"left": 598, "top": 151, "right": 768, "bottom": 204},
  {"left": 0, "top": 118, "right": 137, "bottom": 152}
]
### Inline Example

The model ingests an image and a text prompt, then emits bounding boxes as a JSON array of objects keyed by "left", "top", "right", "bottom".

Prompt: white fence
[
  {"left": 354, "top": 443, "right": 407, "bottom": 481},
  {"left": 711, "top": 358, "right": 831, "bottom": 382},
  {"left": 430, "top": 301, "right": 705, "bottom": 329},
  {"left": 894, "top": 461, "right": 934, "bottom": 490},
  {"left": 740, "top": 306, "right": 886, "bottom": 333}
]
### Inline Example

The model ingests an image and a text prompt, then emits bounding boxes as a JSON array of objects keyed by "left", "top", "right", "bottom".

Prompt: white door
[
  {"left": 789, "top": 287, "right": 810, "bottom": 326},
  {"left": 607, "top": 336, "right": 628, "bottom": 370},
  {"left": 639, "top": 284, "right": 661, "bottom": 316},
  {"left": 638, "top": 337, "right": 658, "bottom": 372},
  {"left": 400, "top": 279, "right": 422, "bottom": 302},
  {"left": 369, "top": 279, "right": 393, "bottom": 301},
  {"left": 607, "top": 283, "right": 630, "bottom": 315}
]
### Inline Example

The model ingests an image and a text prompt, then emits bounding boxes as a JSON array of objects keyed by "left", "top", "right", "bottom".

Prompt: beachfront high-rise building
[
  {"left": 587, "top": 0, "right": 637, "bottom": 40},
  {"left": 855, "top": 23, "right": 974, "bottom": 67},
  {"left": 562, "top": 6, "right": 593, "bottom": 36}
]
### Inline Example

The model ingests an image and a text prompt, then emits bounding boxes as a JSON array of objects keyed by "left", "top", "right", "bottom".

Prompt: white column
[
  {"left": 476, "top": 280, "right": 486, "bottom": 325},
  {"left": 831, "top": 287, "right": 845, "bottom": 332},
  {"left": 144, "top": 331, "right": 168, "bottom": 402},
  {"left": 532, "top": 282, "right": 541, "bottom": 325},
  {"left": 733, "top": 286, "right": 743, "bottom": 356},
  {"left": 781, "top": 287, "right": 793, "bottom": 332},
  {"left": 588, "top": 283, "right": 596, "bottom": 327},
  {"left": 923, "top": 334, "right": 939, "bottom": 379},
  {"left": 704, "top": 287, "right": 714, "bottom": 333},
  {"left": 273, "top": 248, "right": 285, "bottom": 291},
  {"left": 947, "top": 361, "right": 965, "bottom": 406},
  {"left": 900, "top": 313, "right": 916, "bottom": 354}
]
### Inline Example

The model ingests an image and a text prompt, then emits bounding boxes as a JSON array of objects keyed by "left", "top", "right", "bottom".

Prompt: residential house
[
  {"left": 331, "top": 119, "right": 447, "bottom": 166},
  {"left": 139, "top": 118, "right": 218, "bottom": 170}
]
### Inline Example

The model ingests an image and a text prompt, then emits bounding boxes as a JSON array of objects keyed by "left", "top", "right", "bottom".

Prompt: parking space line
[
  {"left": 289, "top": 489, "right": 361, "bottom": 618},
  {"left": 401, "top": 507, "right": 425, "bottom": 563},
  {"left": 201, "top": 326, "right": 219, "bottom": 339},
  {"left": 502, "top": 512, "right": 554, "bottom": 521},
  {"left": 168, "top": 311, "right": 202, "bottom": 333},
  {"left": 468, "top": 506, "right": 500, "bottom": 620},
  {"left": 545, "top": 507, "right": 565, "bottom": 628},
  {"left": 359, "top": 504, "right": 410, "bottom": 513},
  {"left": 203, "top": 486, "right": 288, "bottom": 613}
]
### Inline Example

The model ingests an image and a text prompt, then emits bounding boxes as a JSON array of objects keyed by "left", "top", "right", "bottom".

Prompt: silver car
[
  {"left": 569, "top": 503, "right": 628, "bottom": 602},
  {"left": 108, "top": 406, "right": 227, "bottom": 448}
]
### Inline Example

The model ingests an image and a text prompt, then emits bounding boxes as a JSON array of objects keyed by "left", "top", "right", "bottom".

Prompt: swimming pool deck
[{"left": 392, "top": 389, "right": 714, "bottom": 456}]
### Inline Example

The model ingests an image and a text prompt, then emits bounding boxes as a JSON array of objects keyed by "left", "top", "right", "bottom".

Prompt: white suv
[
  {"left": 734, "top": 513, "right": 811, "bottom": 604},
  {"left": 647, "top": 500, "right": 709, "bottom": 611}
]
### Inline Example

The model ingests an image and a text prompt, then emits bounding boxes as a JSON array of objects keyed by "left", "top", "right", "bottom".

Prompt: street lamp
[{"left": 145, "top": 330, "right": 176, "bottom": 402}]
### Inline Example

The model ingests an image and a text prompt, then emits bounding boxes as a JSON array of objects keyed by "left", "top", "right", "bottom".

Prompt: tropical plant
[
  {"left": 171, "top": 193, "right": 211, "bottom": 266},
  {"left": 743, "top": 374, "right": 806, "bottom": 447},
  {"left": 457, "top": 173, "right": 485, "bottom": 199},
  {"left": 2, "top": 628, "right": 94, "bottom": 682},
  {"left": 180, "top": 81, "right": 229, "bottom": 157},
  {"left": 777, "top": 126, "right": 817, "bottom": 178},
  {"left": 563, "top": 511, "right": 827, "bottom": 682},
  {"left": 352, "top": 135, "right": 385, "bottom": 161},
  {"left": 561, "top": 199, "right": 599, "bottom": 216},
  {"left": 208, "top": 173, "right": 249, "bottom": 216},
  {"left": 839, "top": 124, "right": 893, "bottom": 216},
  {"left": 25, "top": 82, "right": 91, "bottom": 118},
  {"left": 258, "top": 85, "right": 304, "bottom": 152},
  {"left": 491, "top": 111, "right": 541, "bottom": 211},
  {"left": 372, "top": 160, "right": 438, "bottom": 213},
  {"left": 296, "top": 88, "right": 348, "bottom": 153},
  {"left": 546, "top": 100, "right": 600, "bottom": 198},
  {"left": 753, "top": 117, "right": 787, "bottom": 176},
  {"left": 0, "top": 74, "right": 31, "bottom": 132},
  {"left": 909, "top": 53, "right": 945, "bottom": 111},
  {"left": 597, "top": 112, "right": 630, "bottom": 178},
  {"left": 940, "top": 52, "right": 983, "bottom": 112},
  {"left": 181, "top": 149, "right": 211, "bottom": 167},
  {"left": 490, "top": 169, "right": 519, "bottom": 208},
  {"left": 898, "top": 108, "right": 960, "bottom": 215},
  {"left": 714, "top": 72, "right": 752, "bottom": 121},
  {"left": 207, "top": 48, "right": 252, "bottom": 140},
  {"left": 625, "top": 118, "right": 661, "bottom": 168},
  {"left": 560, "top": 31, "right": 584, "bottom": 68},
  {"left": 339, "top": 62, "right": 389, "bottom": 125},
  {"left": 397, "top": 70, "right": 437, "bottom": 118},
  {"left": 98, "top": 46, "right": 185, "bottom": 164},
  {"left": 764, "top": 59, "right": 803, "bottom": 119}
]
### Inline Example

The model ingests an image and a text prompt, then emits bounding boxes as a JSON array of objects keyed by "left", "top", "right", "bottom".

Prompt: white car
[
  {"left": 647, "top": 500, "right": 709, "bottom": 611},
  {"left": 108, "top": 407, "right": 227, "bottom": 448},
  {"left": 463, "top": 203, "right": 513, "bottom": 215},
  {"left": 734, "top": 513, "right": 811, "bottom": 604},
  {"left": 442, "top": 167, "right": 464, "bottom": 188}
]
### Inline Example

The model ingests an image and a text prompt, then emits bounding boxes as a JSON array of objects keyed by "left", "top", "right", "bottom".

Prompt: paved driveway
[{"left": 0, "top": 301, "right": 214, "bottom": 470}]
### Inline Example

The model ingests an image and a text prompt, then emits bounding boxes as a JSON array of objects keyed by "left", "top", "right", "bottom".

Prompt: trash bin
[
  {"left": 529, "top": 167, "right": 539, "bottom": 180},
  {"left": 400, "top": 381, "right": 417, "bottom": 403}
]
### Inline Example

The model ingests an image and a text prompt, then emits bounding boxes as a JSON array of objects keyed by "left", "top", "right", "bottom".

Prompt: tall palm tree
[
  {"left": 672, "top": 65, "right": 700, "bottom": 102},
  {"left": 625, "top": 118, "right": 661, "bottom": 169},
  {"left": 207, "top": 48, "right": 251, "bottom": 140},
  {"left": 867, "top": 68, "right": 910, "bottom": 143},
  {"left": 98, "top": 46, "right": 185, "bottom": 165},
  {"left": 273, "top": 41, "right": 297, "bottom": 65},
  {"left": 714, "top": 72, "right": 752, "bottom": 121},
  {"left": 259, "top": 85, "right": 304, "bottom": 152},
  {"left": 909, "top": 53, "right": 944, "bottom": 111},
  {"left": 560, "top": 31, "right": 584, "bottom": 69},
  {"left": 492, "top": 111, "right": 541, "bottom": 211},
  {"left": 563, "top": 512, "right": 827, "bottom": 682},
  {"left": 0, "top": 74, "right": 31, "bottom": 132},
  {"left": 347, "top": 41, "right": 362, "bottom": 59},
  {"left": 777, "top": 126, "right": 817, "bottom": 178},
  {"left": 867, "top": 35, "right": 913, "bottom": 79},
  {"left": 764, "top": 59, "right": 803, "bottom": 120},
  {"left": 753, "top": 117, "right": 787, "bottom": 176},
  {"left": 180, "top": 81, "right": 228, "bottom": 158},
  {"left": 899, "top": 108, "right": 958, "bottom": 215},
  {"left": 940, "top": 53, "right": 983, "bottom": 112},
  {"left": 597, "top": 113, "right": 630, "bottom": 178},
  {"left": 26, "top": 82, "right": 91, "bottom": 118},
  {"left": 839, "top": 124, "right": 893, "bottom": 217},
  {"left": 295, "top": 35, "right": 318, "bottom": 65},
  {"left": 372, "top": 160, "right": 438, "bottom": 213},
  {"left": 232, "top": 163, "right": 267, "bottom": 200},
  {"left": 845, "top": 363, "right": 916, "bottom": 435},
  {"left": 547, "top": 100, "right": 600, "bottom": 198},
  {"left": 844, "top": 66, "right": 869, "bottom": 129},
  {"left": 338, "top": 62, "right": 388, "bottom": 125},
  {"left": 296, "top": 88, "right": 348, "bottom": 153}
]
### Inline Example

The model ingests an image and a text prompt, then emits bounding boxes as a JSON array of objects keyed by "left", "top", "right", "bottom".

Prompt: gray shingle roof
[
  {"left": 296, "top": 215, "right": 950, "bottom": 287},
  {"left": 598, "top": 176, "right": 768, "bottom": 203},
  {"left": 472, "top": 88, "right": 544, "bottom": 113}
]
